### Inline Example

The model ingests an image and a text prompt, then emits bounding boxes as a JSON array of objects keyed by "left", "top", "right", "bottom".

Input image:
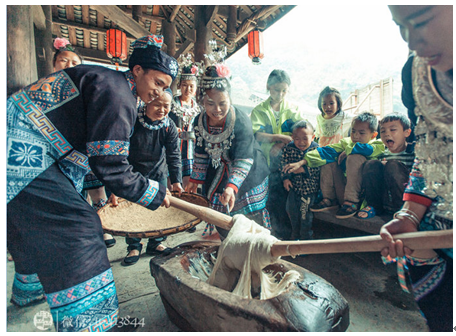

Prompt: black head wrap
[{"left": 128, "top": 35, "right": 178, "bottom": 81}]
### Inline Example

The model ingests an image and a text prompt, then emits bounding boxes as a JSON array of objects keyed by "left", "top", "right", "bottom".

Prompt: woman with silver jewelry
[
  {"left": 380, "top": 5, "right": 452, "bottom": 332},
  {"left": 185, "top": 57, "right": 270, "bottom": 238}
]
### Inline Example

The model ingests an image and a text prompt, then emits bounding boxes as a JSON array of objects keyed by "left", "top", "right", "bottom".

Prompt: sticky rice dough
[{"left": 207, "top": 214, "right": 300, "bottom": 300}]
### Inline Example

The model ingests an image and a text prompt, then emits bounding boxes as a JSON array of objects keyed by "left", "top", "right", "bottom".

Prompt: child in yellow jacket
[{"left": 283, "top": 112, "right": 385, "bottom": 219}]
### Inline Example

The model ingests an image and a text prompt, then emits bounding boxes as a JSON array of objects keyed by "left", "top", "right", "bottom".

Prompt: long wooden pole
[
  {"left": 270, "top": 229, "right": 453, "bottom": 258},
  {"left": 169, "top": 195, "right": 453, "bottom": 256},
  {"left": 169, "top": 195, "right": 233, "bottom": 230}
]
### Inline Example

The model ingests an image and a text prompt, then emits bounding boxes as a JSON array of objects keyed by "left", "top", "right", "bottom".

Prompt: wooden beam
[
  {"left": 169, "top": 5, "right": 181, "bottom": 23},
  {"left": 91, "top": 5, "right": 150, "bottom": 38},
  {"left": 132, "top": 5, "right": 142, "bottom": 22},
  {"left": 174, "top": 39, "right": 194, "bottom": 60},
  {"left": 205, "top": 5, "right": 219, "bottom": 28},
  {"left": 239, "top": 5, "right": 253, "bottom": 16},
  {"left": 98, "top": 32, "right": 105, "bottom": 51},
  {"left": 160, "top": 5, "right": 169, "bottom": 21},
  {"left": 52, "top": 18, "right": 138, "bottom": 38},
  {"left": 81, "top": 5, "right": 90, "bottom": 25},
  {"left": 122, "top": 7, "right": 163, "bottom": 24},
  {"left": 32, "top": 5, "right": 46, "bottom": 30},
  {"left": 235, "top": 5, "right": 280, "bottom": 42},
  {"left": 52, "top": 20, "right": 136, "bottom": 46},
  {"left": 149, "top": 5, "right": 160, "bottom": 34},
  {"left": 65, "top": 5, "right": 75, "bottom": 22},
  {"left": 68, "top": 25, "right": 77, "bottom": 47},
  {"left": 97, "top": 9, "right": 105, "bottom": 28},
  {"left": 78, "top": 46, "right": 114, "bottom": 64}
]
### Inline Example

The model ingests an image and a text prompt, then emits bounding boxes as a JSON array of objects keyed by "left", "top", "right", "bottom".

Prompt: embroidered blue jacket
[{"left": 7, "top": 65, "right": 166, "bottom": 209}]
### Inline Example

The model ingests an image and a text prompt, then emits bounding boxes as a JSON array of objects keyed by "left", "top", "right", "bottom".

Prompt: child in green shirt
[{"left": 283, "top": 112, "right": 385, "bottom": 219}]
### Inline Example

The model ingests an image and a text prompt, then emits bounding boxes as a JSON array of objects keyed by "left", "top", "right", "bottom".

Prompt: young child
[
  {"left": 315, "top": 86, "right": 353, "bottom": 146},
  {"left": 283, "top": 112, "right": 385, "bottom": 219},
  {"left": 357, "top": 113, "right": 415, "bottom": 218},
  {"left": 110, "top": 89, "right": 184, "bottom": 266},
  {"left": 280, "top": 121, "right": 320, "bottom": 240},
  {"left": 250, "top": 69, "right": 302, "bottom": 238}
]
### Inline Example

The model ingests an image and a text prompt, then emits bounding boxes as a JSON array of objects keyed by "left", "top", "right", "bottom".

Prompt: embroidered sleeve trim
[
  {"left": 190, "top": 153, "right": 209, "bottom": 182},
  {"left": 86, "top": 140, "right": 129, "bottom": 157},
  {"left": 136, "top": 179, "right": 160, "bottom": 207},
  {"left": 227, "top": 158, "right": 253, "bottom": 192}
]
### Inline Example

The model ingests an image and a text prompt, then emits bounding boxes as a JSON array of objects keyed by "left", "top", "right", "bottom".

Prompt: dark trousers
[
  {"left": 361, "top": 160, "right": 409, "bottom": 214},
  {"left": 267, "top": 170, "right": 291, "bottom": 239},
  {"left": 286, "top": 190, "right": 317, "bottom": 240},
  {"left": 408, "top": 252, "right": 453, "bottom": 332}
]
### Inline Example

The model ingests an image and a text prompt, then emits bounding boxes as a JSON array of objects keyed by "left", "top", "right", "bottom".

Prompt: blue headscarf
[{"left": 129, "top": 35, "right": 178, "bottom": 81}]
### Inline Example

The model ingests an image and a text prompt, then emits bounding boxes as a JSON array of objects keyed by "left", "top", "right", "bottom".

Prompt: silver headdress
[
  {"left": 200, "top": 39, "right": 231, "bottom": 95},
  {"left": 177, "top": 53, "right": 204, "bottom": 82}
]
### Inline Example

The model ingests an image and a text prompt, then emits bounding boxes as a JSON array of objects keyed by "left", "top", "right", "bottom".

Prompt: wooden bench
[{"left": 313, "top": 209, "right": 392, "bottom": 235}]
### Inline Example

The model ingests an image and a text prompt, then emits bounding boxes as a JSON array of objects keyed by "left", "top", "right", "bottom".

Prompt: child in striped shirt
[
  {"left": 283, "top": 112, "right": 385, "bottom": 219},
  {"left": 357, "top": 113, "right": 415, "bottom": 218}
]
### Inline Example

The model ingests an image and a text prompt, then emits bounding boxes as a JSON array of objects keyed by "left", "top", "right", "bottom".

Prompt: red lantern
[
  {"left": 106, "top": 29, "right": 128, "bottom": 70},
  {"left": 248, "top": 29, "right": 264, "bottom": 65}
]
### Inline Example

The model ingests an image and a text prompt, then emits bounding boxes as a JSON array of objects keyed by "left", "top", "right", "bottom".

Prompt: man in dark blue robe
[{"left": 6, "top": 35, "right": 178, "bottom": 332}]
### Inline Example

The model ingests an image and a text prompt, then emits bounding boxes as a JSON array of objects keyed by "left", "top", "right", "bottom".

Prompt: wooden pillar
[
  {"left": 194, "top": 5, "right": 213, "bottom": 64},
  {"left": 132, "top": 5, "right": 143, "bottom": 22},
  {"left": 35, "top": 5, "right": 54, "bottom": 78},
  {"left": 226, "top": 5, "right": 237, "bottom": 43},
  {"left": 7, "top": 5, "right": 38, "bottom": 96},
  {"left": 162, "top": 20, "right": 176, "bottom": 57}
]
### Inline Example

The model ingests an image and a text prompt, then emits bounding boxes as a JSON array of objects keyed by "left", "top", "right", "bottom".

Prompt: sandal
[
  {"left": 104, "top": 233, "right": 116, "bottom": 248},
  {"left": 335, "top": 202, "right": 359, "bottom": 219},
  {"left": 123, "top": 244, "right": 143, "bottom": 266},
  {"left": 356, "top": 206, "right": 376, "bottom": 219},
  {"left": 310, "top": 198, "right": 339, "bottom": 212},
  {"left": 146, "top": 244, "right": 173, "bottom": 256}
]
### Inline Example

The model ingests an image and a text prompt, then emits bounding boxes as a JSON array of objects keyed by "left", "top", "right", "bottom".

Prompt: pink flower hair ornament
[
  {"left": 215, "top": 64, "right": 231, "bottom": 78},
  {"left": 191, "top": 65, "right": 199, "bottom": 75},
  {"left": 53, "top": 37, "right": 73, "bottom": 51}
]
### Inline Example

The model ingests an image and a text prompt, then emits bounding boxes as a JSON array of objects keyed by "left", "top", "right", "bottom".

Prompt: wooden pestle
[
  {"left": 169, "top": 195, "right": 233, "bottom": 230},
  {"left": 270, "top": 229, "right": 453, "bottom": 258},
  {"left": 169, "top": 195, "right": 453, "bottom": 257}
]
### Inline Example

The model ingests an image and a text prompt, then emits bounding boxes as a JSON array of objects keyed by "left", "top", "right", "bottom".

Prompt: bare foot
[
  {"left": 126, "top": 249, "right": 141, "bottom": 258},
  {"left": 154, "top": 244, "right": 167, "bottom": 252}
]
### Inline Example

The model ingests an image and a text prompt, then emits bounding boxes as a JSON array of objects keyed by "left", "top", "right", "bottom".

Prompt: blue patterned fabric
[
  {"left": 6, "top": 71, "right": 90, "bottom": 201},
  {"left": 46, "top": 268, "right": 118, "bottom": 332},
  {"left": 227, "top": 158, "right": 254, "bottom": 191},
  {"left": 128, "top": 35, "right": 178, "bottom": 80},
  {"left": 130, "top": 34, "right": 164, "bottom": 49},
  {"left": 86, "top": 140, "right": 129, "bottom": 157},
  {"left": 136, "top": 179, "right": 160, "bottom": 207},
  {"left": 191, "top": 153, "right": 210, "bottom": 182},
  {"left": 11, "top": 272, "right": 45, "bottom": 306}
]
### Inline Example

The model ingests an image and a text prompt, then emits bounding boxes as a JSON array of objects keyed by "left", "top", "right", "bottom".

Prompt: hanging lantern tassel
[
  {"left": 248, "top": 29, "right": 264, "bottom": 65},
  {"left": 106, "top": 29, "right": 128, "bottom": 71}
]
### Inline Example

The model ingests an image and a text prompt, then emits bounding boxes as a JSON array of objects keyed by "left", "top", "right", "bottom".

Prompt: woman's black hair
[
  {"left": 52, "top": 47, "right": 83, "bottom": 67},
  {"left": 317, "top": 86, "right": 343, "bottom": 117}
]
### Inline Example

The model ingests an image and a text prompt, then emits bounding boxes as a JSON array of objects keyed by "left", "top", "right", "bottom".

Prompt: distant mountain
[{"left": 227, "top": 45, "right": 407, "bottom": 117}]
